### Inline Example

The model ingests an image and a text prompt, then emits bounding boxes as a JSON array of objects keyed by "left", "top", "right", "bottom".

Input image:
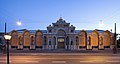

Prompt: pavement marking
[
  {"left": 25, "top": 61, "right": 39, "bottom": 63},
  {"left": 106, "top": 60, "right": 120, "bottom": 63},
  {"left": 52, "top": 61, "right": 66, "bottom": 63},
  {"left": 8, "top": 60, "right": 39, "bottom": 63},
  {"left": 30, "top": 54, "right": 38, "bottom": 55},
  {"left": 80, "top": 61, "right": 93, "bottom": 63},
  {"left": 80, "top": 60, "right": 107, "bottom": 63}
]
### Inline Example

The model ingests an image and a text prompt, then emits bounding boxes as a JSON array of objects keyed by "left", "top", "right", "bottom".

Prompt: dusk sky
[{"left": 0, "top": 0, "right": 120, "bottom": 33}]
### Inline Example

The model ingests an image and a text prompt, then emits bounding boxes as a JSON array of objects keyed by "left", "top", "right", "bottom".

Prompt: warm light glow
[
  {"left": 58, "top": 38, "right": 64, "bottom": 42},
  {"left": 16, "top": 21, "right": 22, "bottom": 26},
  {"left": 4, "top": 35, "right": 11, "bottom": 40}
]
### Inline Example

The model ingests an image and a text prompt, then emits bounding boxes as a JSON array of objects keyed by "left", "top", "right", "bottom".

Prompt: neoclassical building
[{"left": 9, "top": 18, "right": 115, "bottom": 50}]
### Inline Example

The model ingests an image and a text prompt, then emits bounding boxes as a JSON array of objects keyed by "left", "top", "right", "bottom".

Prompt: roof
[
  {"left": 16, "top": 29, "right": 104, "bottom": 33},
  {"left": 75, "top": 29, "right": 104, "bottom": 33},
  {"left": 16, "top": 29, "right": 47, "bottom": 33},
  {"left": 56, "top": 17, "right": 66, "bottom": 24}
]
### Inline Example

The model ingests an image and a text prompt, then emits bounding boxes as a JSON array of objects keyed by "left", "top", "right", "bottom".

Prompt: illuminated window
[{"left": 58, "top": 38, "right": 64, "bottom": 42}]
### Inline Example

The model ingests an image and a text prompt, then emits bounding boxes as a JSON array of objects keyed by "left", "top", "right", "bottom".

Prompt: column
[
  {"left": 55, "top": 36, "right": 57, "bottom": 49},
  {"left": 47, "top": 37, "right": 49, "bottom": 49},
  {"left": 64, "top": 37, "right": 66, "bottom": 49},
  {"left": 51, "top": 36, "right": 54, "bottom": 49},
  {"left": 69, "top": 38, "right": 71, "bottom": 49},
  {"left": 73, "top": 38, "right": 76, "bottom": 50}
]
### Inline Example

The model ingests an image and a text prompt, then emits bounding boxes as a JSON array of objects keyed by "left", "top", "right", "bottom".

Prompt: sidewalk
[{"left": 0, "top": 48, "right": 120, "bottom": 55}]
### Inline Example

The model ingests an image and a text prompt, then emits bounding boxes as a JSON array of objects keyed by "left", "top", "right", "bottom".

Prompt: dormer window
[
  {"left": 71, "top": 30, "right": 74, "bottom": 33},
  {"left": 49, "top": 29, "right": 52, "bottom": 33},
  {"left": 49, "top": 25, "right": 51, "bottom": 26}
]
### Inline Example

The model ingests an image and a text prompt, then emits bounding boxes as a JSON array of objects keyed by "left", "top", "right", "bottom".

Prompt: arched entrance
[
  {"left": 91, "top": 30, "right": 99, "bottom": 47},
  {"left": 11, "top": 30, "right": 19, "bottom": 48},
  {"left": 23, "top": 30, "right": 31, "bottom": 47},
  {"left": 35, "top": 30, "right": 43, "bottom": 48},
  {"left": 79, "top": 30, "right": 87, "bottom": 47},
  {"left": 103, "top": 30, "right": 111, "bottom": 48},
  {"left": 57, "top": 29, "right": 66, "bottom": 48}
]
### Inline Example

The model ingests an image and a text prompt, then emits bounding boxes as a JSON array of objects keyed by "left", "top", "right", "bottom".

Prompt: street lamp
[
  {"left": 113, "top": 23, "right": 117, "bottom": 54},
  {"left": 4, "top": 34, "right": 11, "bottom": 64}
]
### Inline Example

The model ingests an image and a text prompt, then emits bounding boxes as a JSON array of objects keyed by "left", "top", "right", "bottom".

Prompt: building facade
[{"left": 9, "top": 18, "right": 115, "bottom": 50}]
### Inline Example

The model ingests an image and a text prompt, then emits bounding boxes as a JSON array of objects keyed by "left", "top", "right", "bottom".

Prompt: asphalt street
[{"left": 0, "top": 53, "right": 120, "bottom": 64}]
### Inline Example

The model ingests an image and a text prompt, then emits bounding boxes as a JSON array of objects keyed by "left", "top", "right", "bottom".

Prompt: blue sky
[{"left": 0, "top": 0, "right": 120, "bottom": 33}]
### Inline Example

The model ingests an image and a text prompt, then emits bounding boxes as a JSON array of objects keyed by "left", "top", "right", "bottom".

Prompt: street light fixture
[
  {"left": 4, "top": 35, "right": 11, "bottom": 40},
  {"left": 4, "top": 34, "right": 11, "bottom": 64},
  {"left": 113, "top": 23, "right": 117, "bottom": 54}
]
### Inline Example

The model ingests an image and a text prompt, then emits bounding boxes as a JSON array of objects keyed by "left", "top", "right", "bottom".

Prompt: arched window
[
  {"left": 23, "top": 30, "right": 31, "bottom": 46},
  {"left": 49, "top": 40, "right": 51, "bottom": 45},
  {"left": 71, "top": 40, "right": 73, "bottom": 45},
  {"left": 79, "top": 30, "right": 87, "bottom": 46},
  {"left": 57, "top": 29, "right": 66, "bottom": 36},
  {"left": 35, "top": 30, "right": 43, "bottom": 46},
  {"left": 103, "top": 30, "right": 111, "bottom": 46},
  {"left": 11, "top": 30, "right": 19, "bottom": 47},
  {"left": 49, "top": 29, "right": 52, "bottom": 33},
  {"left": 71, "top": 30, "right": 74, "bottom": 33},
  {"left": 57, "top": 29, "right": 66, "bottom": 48},
  {"left": 91, "top": 30, "right": 99, "bottom": 46}
]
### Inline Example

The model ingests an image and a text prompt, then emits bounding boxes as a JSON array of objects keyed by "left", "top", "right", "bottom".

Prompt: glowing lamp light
[
  {"left": 4, "top": 35, "right": 11, "bottom": 40},
  {"left": 16, "top": 21, "right": 22, "bottom": 26}
]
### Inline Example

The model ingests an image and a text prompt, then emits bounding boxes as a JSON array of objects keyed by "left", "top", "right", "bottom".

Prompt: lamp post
[
  {"left": 3, "top": 22, "right": 7, "bottom": 54},
  {"left": 113, "top": 23, "right": 117, "bottom": 54},
  {"left": 4, "top": 34, "right": 11, "bottom": 64}
]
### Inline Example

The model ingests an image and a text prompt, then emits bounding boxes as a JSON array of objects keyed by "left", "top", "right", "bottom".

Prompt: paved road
[{"left": 0, "top": 53, "right": 120, "bottom": 64}]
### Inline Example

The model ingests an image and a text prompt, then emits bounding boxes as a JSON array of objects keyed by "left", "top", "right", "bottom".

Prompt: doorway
[{"left": 57, "top": 37, "right": 65, "bottom": 48}]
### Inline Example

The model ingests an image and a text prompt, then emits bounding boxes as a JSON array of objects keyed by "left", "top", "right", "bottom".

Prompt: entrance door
[
  {"left": 57, "top": 29, "right": 66, "bottom": 48},
  {"left": 58, "top": 37, "right": 65, "bottom": 48}
]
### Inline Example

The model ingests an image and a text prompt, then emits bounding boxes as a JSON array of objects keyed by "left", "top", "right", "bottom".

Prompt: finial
[
  {"left": 60, "top": 17, "right": 62, "bottom": 19},
  {"left": 58, "top": 17, "right": 63, "bottom": 21}
]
